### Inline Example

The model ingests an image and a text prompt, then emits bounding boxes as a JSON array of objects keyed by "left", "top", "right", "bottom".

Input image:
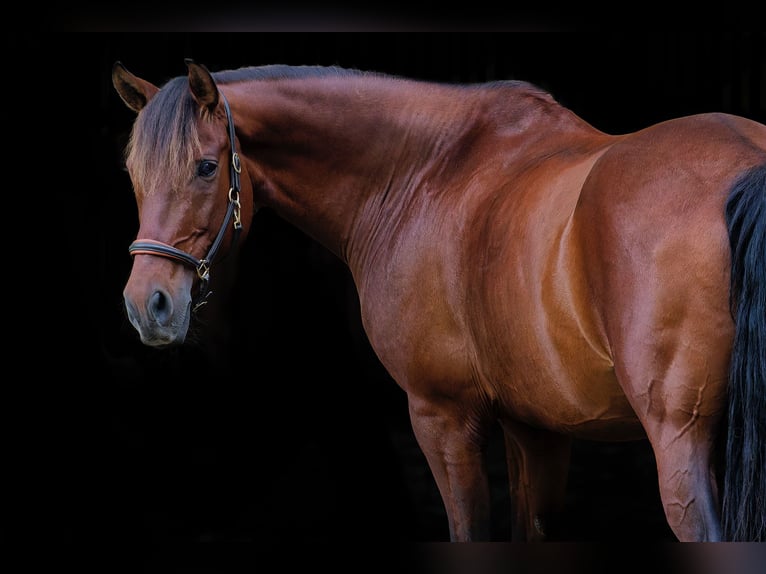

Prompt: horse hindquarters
[{"left": 633, "top": 163, "right": 766, "bottom": 542}]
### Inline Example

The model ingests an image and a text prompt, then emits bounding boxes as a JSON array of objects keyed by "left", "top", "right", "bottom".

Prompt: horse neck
[{"left": 223, "top": 75, "right": 479, "bottom": 260}]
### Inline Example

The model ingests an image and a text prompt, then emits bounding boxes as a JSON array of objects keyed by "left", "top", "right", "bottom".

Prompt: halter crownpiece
[{"left": 128, "top": 92, "right": 242, "bottom": 312}]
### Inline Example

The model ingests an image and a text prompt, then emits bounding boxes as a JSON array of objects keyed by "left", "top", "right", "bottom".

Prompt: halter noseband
[{"left": 128, "top": 92, "right": 243, "bottom": 312}]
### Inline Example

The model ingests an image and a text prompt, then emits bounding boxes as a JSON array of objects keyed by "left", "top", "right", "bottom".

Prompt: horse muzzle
[{"left": 123, "top": 275, "right": 192, "bottom": 347}]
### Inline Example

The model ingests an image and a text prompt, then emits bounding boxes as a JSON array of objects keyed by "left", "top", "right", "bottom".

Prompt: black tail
[{"left": 722, "top": 162, "right": 766, "bottom": 541}]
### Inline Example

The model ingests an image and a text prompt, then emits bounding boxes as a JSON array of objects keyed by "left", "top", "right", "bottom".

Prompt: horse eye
[{"left": 197, "top": 160, "right": 218, "bottom": 178}]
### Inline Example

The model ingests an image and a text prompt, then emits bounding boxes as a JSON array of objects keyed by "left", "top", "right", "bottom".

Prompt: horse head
[{"left": 112, "top": 59, "right": 253, "bottom": 347}]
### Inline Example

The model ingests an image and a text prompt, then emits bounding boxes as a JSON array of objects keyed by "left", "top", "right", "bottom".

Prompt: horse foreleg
[
  {"left": 501, "top": 419, "right": 572, "bottom": 541},
  {"left": 407, "top": 395, "right": 492, "bottom": 541}
]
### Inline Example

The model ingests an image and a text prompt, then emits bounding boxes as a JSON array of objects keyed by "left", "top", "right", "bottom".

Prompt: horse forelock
[{"left": 125, "top": 76, "right": 203, "bottom": 198}]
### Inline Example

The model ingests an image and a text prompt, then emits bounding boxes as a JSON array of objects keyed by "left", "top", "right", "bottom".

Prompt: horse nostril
[{"left": 147, "top": 290, "right": 173, "bottom": 325}]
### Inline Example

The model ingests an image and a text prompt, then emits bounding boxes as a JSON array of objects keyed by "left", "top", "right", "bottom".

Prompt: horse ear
[
  {"left": 111, "top": 61, "right": 159, "bottom": 113},
  {"left": 185, "top": 58, "right": 219, "bottom": 114}
]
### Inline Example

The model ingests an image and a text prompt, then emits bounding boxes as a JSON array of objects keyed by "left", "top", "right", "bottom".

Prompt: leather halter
[{"left": 128, "top": 92, "right": 243, "bottom": 312}]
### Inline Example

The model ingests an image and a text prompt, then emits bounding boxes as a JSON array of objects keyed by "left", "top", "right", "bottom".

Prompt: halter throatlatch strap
[{"left": 128, "top": 91, "right": 243, "bottom": 312}]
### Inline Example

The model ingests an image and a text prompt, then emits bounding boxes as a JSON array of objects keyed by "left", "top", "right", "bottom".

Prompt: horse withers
[{"left": 112, "top": 59, "right": 766, "bottom": 541}]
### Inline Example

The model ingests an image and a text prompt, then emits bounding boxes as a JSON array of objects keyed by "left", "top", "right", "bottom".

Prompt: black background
[{"left": 29, "top": 27, "right": 766, "bottom": 572}]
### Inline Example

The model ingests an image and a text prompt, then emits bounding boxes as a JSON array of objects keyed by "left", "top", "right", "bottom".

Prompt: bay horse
[{"left": 112, "top": 59, "right": 765, "bottom": 542}]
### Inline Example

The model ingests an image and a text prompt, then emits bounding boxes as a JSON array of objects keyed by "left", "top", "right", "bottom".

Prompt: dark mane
[
  {"left": 212, "top": 64, "right": 382, "bottom": 84},
  {"left": 213, "top": 65, "right": 547, "bottom": 95}
]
